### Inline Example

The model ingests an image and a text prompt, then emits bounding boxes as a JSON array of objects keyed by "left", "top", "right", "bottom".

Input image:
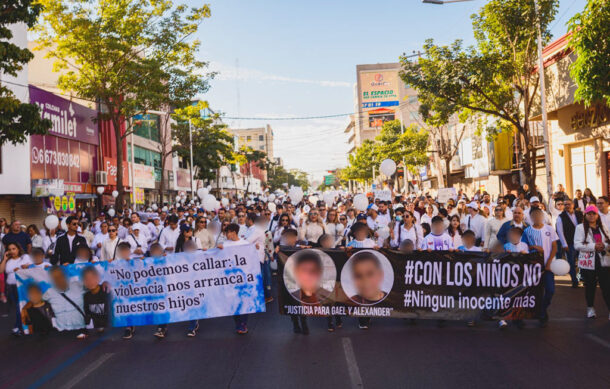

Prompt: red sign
[
  {"left": 30, "top": 134, "right": 98, "bottom": 187},
  {"left": 104, "top": 157, "right": 130, "bottom": 186}
]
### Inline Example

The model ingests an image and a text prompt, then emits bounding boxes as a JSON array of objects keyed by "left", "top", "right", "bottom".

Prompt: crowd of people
[{"left": 0, "top": 182, "right": 609, "bottom": 338}]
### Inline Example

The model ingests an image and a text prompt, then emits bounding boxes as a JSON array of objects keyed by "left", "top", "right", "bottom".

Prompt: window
[
  {"left": 132, "top": 114, "right": 161, "bottom": 142},
  {"left": 258, "top": 135, "right": 264, "bottom": 141},
  {"left": 128, "top": 145, "right": 162, "bottom": 181},
  {"left": 368, "top": 112, "right": 395, "bottom": 128}
]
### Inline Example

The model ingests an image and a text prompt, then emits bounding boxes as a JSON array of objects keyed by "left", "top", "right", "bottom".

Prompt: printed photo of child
[
  {"left": 21, "top": 283, "right": 55, "bottom": 335},
  {"left": 341, "top": 250, "right": 394, "bottom": 306},
  {"left": 82, "top": 266, "right": 110, "bottom": 333}
]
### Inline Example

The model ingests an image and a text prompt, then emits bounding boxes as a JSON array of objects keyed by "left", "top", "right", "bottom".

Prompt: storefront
[{"left": 29, "top": 85, "right": 99, "bottom": 215}]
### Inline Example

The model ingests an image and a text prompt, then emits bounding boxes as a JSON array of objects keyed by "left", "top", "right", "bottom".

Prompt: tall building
[
  {"left": 229, "top": 125, "right": 274, "bottom": 183},
  {"left": 346, "top": 63, "right": 421, "bottom": 153}
]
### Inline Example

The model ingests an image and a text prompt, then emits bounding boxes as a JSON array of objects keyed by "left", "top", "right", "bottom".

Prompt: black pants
[{"left": 581, "top": 257, "right": 610, "bottom": 310}]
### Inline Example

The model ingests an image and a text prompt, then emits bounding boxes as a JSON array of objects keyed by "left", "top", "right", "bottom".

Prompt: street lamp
[{"left": 423, "top": 0, "right": 553, "bottom": 198}]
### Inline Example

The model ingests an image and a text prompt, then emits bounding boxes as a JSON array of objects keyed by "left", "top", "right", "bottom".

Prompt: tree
[
  {"left": 171, "top": 102, "right": 234, "bottom": 182},
  {"left": 266, "top": 164, "right": 310, "bottom": 191},
  {"left": 0, "top": 0, "right": 52, "bottom": 145},
  {"left": 232, "top": 147, "right": 268, "bottom": 194},
  {"left": 374, "top": 120, "right": 429, "bottom": 174},
  {"left": 36, "top": 0, "right": 212, "bottom": 211},
  {"left": 568, "top": 0, "right": 610, "bottom": 106},
  {"left": 400, "top": 0, "right": 558, "bottom": 189}
]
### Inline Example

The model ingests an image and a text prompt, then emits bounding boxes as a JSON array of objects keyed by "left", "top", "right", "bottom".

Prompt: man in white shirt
[
  {"left": 92, "top": 222, "right": 109, "bottom": 258},
  {"left": 236, "top": 211, "right": 248, "bottom": 239},
  {"left": 376, "top": 202, "right": 392, "bottom": 226},
  {"left": 464, "top": 202, "right": 486, "bottom": 246},
  {"left": 158, "top": 215, "right": 180, "bottom": 253},
  {"left": 596, "top": 196, "right": 610, "bottom": 231},
  {"left": 244, "top": 214, "right": 272, "bottom": 303}
]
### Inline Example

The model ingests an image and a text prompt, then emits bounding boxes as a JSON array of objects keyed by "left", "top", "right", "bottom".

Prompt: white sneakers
[{"left": 586, "top": 307, "right": 596, "bottom": 318}]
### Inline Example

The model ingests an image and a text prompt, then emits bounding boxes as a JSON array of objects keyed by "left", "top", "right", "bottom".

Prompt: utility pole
[{"left": 189, "top": 119, "right": 195, "bottom": 200}]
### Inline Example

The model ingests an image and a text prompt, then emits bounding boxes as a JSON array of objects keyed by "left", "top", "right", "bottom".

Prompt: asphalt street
[{"left": 1, "top": 275, "right": 609, "bottom": 389}]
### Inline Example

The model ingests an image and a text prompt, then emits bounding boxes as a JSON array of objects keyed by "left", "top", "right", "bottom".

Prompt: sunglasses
[{"left": 109, "top": 229, "right": 117, "bottom": 232}]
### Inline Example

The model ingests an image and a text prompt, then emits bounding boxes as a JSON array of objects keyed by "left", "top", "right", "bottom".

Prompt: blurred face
[
  {"left": 284, "top": 234, "right": 297, "bottom": 246},
  {"left": 32, "top": 252, "right": 44, "bottom": 264},
  {"left": 352, "top": 259, "right": 384, "bottom": 301},
  {"left": 463, "top": 234, "right": 476, "bottom": 247},
  {"left": 508, "top": 230, "right": 521, "bottom": 244},
  {"left": 150, "top": 245, "right": 164, "bottom": 257},
  {"left": 117, "top": 247, "right": 131, "bottom": 260},
  {"left": 51, "top": 270, "right": 68, "bottom": 291},
  {"left": 83, "top": 271, "right": 100, "bottom": 290},
  {"left": 27, "top": 288, "right": 43, "bottom": 305},
  {"left": 294, "top": 260, "right": 322, "bottom": 294},
  {"left": 431, "top": 221, "right": 444, "bottom": 235},
  {"left": 531, "top": 211, "right": 544, "bottom": 225}
]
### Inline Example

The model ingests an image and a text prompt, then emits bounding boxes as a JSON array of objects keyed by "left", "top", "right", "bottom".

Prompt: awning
[{"left": 75, "top": 194, "right": 98, "bottom": 199}]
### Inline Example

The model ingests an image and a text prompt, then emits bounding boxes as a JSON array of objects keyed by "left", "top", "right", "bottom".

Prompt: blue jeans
[
  {"left": 565, "top": 245, "right": 578, "bottom": 284},
  {"left": 540, "top": 271, "right": 555, "bottom": 320},
  {"left": 261, "top": 261, "right": 272, "bottom": 299}
]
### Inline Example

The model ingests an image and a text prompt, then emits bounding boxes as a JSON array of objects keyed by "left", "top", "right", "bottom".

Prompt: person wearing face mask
[{"left": 390, "top": 210, "right": 422, "bottom": 249}]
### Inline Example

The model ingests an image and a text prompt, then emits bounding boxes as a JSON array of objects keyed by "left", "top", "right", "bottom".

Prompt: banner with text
[
  {"left": 278, "top": 248, "right": 544, "bottom": 320},
  {"left": 16, "top": 244, "right": 265, "bottom": 330}
]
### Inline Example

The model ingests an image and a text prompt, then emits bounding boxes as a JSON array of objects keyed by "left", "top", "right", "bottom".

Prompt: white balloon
[
  {"left": 162, "top": 206, "right": 168, "bottom": 212},
  {"left": 60, "top": 218, "right": 68, "bottom": 231},
  {"left": 107, "top": 208, "right": 116, "bottom": 217},
  {"left": 202, "top": 194, "right": 217, "bottom": 212},
  {"left": 44, "top": 215, "right": 59, "bottom": 230},
  {"left": 323, "top": 193, "right": 335, "bottom": 206},
  {"left": 550, "top": 259, "right": 570, "bottom": 276},
  {"left": 380, "top": 159, "right": 397, "bottom": 176},
  {"left": 197, "top": 187, "right": 208, "bottom": 199},
  {"left": 268, "top": 202, "right": 277, "bottom": 213},
  {"left": 288, "top": 187, "right": 303, "bottom": 204},
  {"left": 268, "top": 194, "right": 276, "bottom": 202},
  {"left": 175, "top": 195, "right": 181, "bottom": 202},
  {"left": 111, "top": 190, "right": 119, "bottom": 198},
  {"left": 96, "top": 186, "right": 105, "bottom": 195},
  {"left": 151, "top": 203, "right": 158, "bottom": 211},
  {"left": 377, "top": 226, "right": 390, "bottom": 240},
  {"left": 309, "top": 195, "right": 319, "bottom": 204},
  {"left": 353, "top": 194, "right": 369, "bottom": 211},
  {"left": 303, "top": 205, "right": 311, "bottom": 214},
  {"left": 221, "top": 198, "right": 229, "bottom": 207}
]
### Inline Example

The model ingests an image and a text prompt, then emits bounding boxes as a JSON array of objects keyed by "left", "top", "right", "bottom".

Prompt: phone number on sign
[{"left": 31, "top": 146, "right": 80, "bottom": 168}]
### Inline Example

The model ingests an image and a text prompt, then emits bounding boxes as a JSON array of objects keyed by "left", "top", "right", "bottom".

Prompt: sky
[{"left": 191, "top": 0, "right": 587, "bottom": 184}]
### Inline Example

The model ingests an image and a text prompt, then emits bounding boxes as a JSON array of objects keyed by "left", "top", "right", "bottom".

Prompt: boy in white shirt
[
  {"left": 503, "top": 227, "right": 529, "bottom": 253},
  {"left": 420, "top": 216, "right": 454, "bottom": 251},
  {"left": 457, "top": 230, "right": 482, "bottom": 252}
]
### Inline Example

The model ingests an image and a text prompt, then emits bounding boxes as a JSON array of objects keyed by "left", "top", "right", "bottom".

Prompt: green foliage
[
  {"left": 375, "top": 120, "right": 429, "bottom": 173},
  {"left": 400, "top": 0, "right": 558, "bottom": 187},
  {"left": 36, "top": 0, "right": 213, "bottom": 209},
  {"left": 267, "top": 165, "right": 310, "bottom": 192},
  {"left": 343, "top": 120, "right": 429, "bottom": 182},
  {"left": 171, "top": 101, "right": 234, "bottom": 181},
  {"left": 568, "top": 0, "right": 610, "bottom": 106},
  {"left": 0, "top": 0, "right": 51, "bottom": 145}
]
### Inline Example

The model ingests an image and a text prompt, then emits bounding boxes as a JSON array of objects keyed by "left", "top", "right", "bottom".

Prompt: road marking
[
  {"left": 60, "top": 353, "right": 114, "bottom": 389},
  {"left": 342, "top": 337, "right": 364, "bottom": 389},
  {"left": 586, "top": 334, "right": 610, "bottom": 350}
]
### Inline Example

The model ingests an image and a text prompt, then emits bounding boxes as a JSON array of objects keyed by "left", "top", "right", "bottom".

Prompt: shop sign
[{"left": 570, "top": 104, "right": 610, "bottom": 131}]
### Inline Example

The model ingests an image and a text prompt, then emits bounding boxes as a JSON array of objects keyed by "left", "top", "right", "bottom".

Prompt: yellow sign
[
  {"left": 61, "top": 196, "right": 68, "bottom": 211},
  {"left": 68, "top": 196, "right": 75, "bottom": 212},
  {"left": 53, "top": 196, "right": 61, "bottom": 211}
]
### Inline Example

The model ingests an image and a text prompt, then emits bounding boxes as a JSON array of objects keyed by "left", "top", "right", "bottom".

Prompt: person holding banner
[
  {"left": 522, "top": 208, "right": 558, "bottom": 327},
  {"left": 573, "top": 206, "right": 610, "bottom": 320},
  {"left": 0, "top": 242, "right": 32, "bottom": 335},
  {"left": 219, "top": 223, "right": 250, "bottom": 334}
]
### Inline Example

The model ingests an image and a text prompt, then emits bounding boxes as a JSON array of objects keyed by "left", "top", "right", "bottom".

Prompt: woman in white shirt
[
  {"left": 483, "top": 206, "right": 508, "bottom": 250},
  {"left": 298, "top": 211, "right": 325, "bottom": 244},
  {"left": 42, "top": 228, "right": 58, "bottom": 259},
  {"left": 390, "top": 211, "right": 423, "bottom": 249},
  {"left": 420, "top": 205, "right": 435, "bottom": 226},
  {"left": 447, "top": 215, "right": 463, "bottom": 248},
  {"left": 324, "top": 209, "right": 343, "bottom": 248},
  {"left": 100, "top": 225, "right": 122, "bottom": 261},
  {"left": 126, "top": 226, "right": 148, "bottom": 259},
  {"left": 273, "top": 215, "right": 292, "bottom": 245},
  {"left": 0, "top": 242, "right": 32, "bottom": 335},
  {"left": 27, "top": 224, "right": 44, "bottom": 249}
]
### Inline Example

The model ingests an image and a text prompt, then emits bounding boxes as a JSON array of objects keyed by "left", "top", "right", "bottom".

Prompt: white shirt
[
  {"left": 92, "top": 232, "right": 108, "bottom": 258},
  {"left": 523, "top": 224, "right": 558, "bottom": 264},
  {"left": 245, "top": 225, "right": 266, "bottom": 263},
  {"left": 465, "top": 213, "right": 486, "bottom": 240},
  {"left": 223, "top": 238, "right": 249, "bottom": 247},
  {"left": 101, "top": 237, "right": 122, "bottom": 261},
  {"left": 126, "top": 233, "right": 148, "bottom": 258},
  {"left": 158, "top": 226, "right": 180, "bottom": 252},
  {"left": 391, "top": 223, "right": 423, "bottom": 248},
  {"left": 376, "top": 211, "right": 391, "bottom": 227},
  {"left": 4, "top": 255, "right": 32, "bottom": 284}
]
